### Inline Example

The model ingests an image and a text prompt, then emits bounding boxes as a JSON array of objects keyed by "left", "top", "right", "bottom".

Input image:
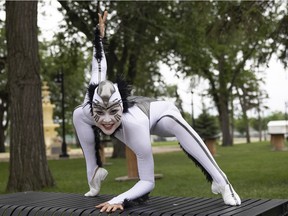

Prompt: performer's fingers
[
  {"left": 98, "top": 13, "right": 102, "bottom": 23},
  {"left": 112, "top": 206, "right": 118, "bottom": 212},
  {"left": 98, "top": 11, "right": 108, "bottom": 24},
  {"left": 102, "top": 10, "right": 108, "bottom": 23},
  {"left": 95, "top": 202, "right": 107, "bottom": 208},
  {"left": 105, "top": 205, "right": 113, "bottom": 212}
]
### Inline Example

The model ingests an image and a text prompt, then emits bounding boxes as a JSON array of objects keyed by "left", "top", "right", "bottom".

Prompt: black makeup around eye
[
  {"left": 109, "top": 109, "right": 120, "bottom": 115},
  {"left": 96, "top": 111, "right": 105, "bottom": 115}
]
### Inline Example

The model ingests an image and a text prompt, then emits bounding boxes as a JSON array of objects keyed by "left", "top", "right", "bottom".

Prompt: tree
[
  {"left": 51, "top": 1, "right": 287, "bottom": 148},
  {"left": 234, "top": 70, "right": 267, "bottom": 143},
  {"left": 194, "top": 110, "right": 220, "bottom": 141},
  {"left": 56, "top": 1, "right": 175, "bottom": 157},
  {"left": 171, "top": 1, "right": 283, "bottom": 146},
  {"left": 194, "top": 108, "right": 220, "bottom": 155},
  {"left": 57, "top": 1, "right": 172, "bottom": 96},
  {"left": 6, "top": 1, "right": 54, "bottom": 191}
]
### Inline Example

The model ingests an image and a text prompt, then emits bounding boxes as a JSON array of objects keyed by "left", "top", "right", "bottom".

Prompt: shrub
[{"left": 194, "top": 110, "right": 220, "bottom": 140}]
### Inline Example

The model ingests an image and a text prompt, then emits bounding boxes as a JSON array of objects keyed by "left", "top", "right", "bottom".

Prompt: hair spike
[
  {"left": 115, "top": 74, "right": 133, "bottom": 113},
  {"left": 85, "top": 83, "right": 99, "bottom": 116}
]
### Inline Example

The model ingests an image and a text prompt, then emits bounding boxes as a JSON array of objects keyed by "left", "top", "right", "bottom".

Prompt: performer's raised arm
[{"left": 90, "top": 11, "right": 108, "bottom": 85}]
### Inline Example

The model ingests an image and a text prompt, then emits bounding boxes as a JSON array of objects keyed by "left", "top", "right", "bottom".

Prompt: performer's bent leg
[
  {"left": 154, "top": 112, "right": 227, "bottom": 184},
  {"left": 73, "top": 106, "right": 108, "bottom": 196},
  {"left": 73, "top": 106, "right": 97, "bottom": 181},
  {"left": 153, "top": 105, "right": 240, "bottom": 205}
]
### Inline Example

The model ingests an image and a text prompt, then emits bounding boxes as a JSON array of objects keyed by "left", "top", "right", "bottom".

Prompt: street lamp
[
  {"left": 55, "top": 70, "right": 69, "bottom": 158},
  {"left": 191, "top": 90, "right": 195, "bottom": 128}
]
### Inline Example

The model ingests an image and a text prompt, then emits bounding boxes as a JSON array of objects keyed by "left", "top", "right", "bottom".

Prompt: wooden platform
[{"left": 0, "top": 191, "right": 287, "bottom": 216}]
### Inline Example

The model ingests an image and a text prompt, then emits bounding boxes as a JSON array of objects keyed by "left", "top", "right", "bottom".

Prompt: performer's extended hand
[
  {"left": 96, "top": 202, "right": 124, "bottom": 213},
  {"left": 98, "top": 11, "right": 108, "bottom": 38}
]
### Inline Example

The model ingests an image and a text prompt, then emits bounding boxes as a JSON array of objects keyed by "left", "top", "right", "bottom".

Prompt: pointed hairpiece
[
  {"left": 94, "top": 25, "right": 103, "bottom": 62},
  {"left": 85, "top": 75, "right": 133, "bottom": 115}
]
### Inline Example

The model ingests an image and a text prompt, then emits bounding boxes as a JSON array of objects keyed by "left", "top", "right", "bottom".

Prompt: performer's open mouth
[{"left": 102, "top": 124, "right": 114, "bottom": 130}]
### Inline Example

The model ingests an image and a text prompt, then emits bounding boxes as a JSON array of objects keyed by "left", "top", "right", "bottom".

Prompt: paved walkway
[{"left": 0, "top": 146, "right": 182, "bottom": 162}]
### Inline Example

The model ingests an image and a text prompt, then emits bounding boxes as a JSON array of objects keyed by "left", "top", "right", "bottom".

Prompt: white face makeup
[
  {"left": 92, "top": 80, "right": 123, "bottom": 135},
  {"left": 92, "top": 102, "right": 123, "bottom": 135}
]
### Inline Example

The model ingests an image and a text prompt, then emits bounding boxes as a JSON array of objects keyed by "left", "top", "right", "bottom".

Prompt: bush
[{"left": 194, "top": 111, "right": 220, "bottom": 140}]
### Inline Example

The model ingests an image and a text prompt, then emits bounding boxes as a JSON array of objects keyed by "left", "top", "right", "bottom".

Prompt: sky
[
  {"left": 263, "top": 58, "right": 288, "bottom": 114},
  {"left": 27, "top": 1, "right": 288, "bottom": 118}
]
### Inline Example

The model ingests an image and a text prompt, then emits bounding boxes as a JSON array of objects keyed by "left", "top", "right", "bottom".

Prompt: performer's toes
[
  {"left": 84, "top": 167, "right": 108, "bottom": 197},
  {"left": 212, "top": 182, "right": 241, "bottom": 206},
  {"left": 84, "top": 189, "right": 98, "bottom": 197}
]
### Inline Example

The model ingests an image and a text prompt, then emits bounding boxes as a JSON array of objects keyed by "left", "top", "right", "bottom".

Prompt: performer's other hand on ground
[
  {"left": 96, "top": 202, "right": 124, "bottom": 213},
  {"left": 98, "top": 11, "right": 108, "bottom": 38}
]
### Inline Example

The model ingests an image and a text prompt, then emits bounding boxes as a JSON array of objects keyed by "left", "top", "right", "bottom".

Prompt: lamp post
[
  {"left": 191, "top": 90, "right": 195, "bottom": 128},
  {"left": 55, "top": 70, "right": 69, "bottom": 158}
]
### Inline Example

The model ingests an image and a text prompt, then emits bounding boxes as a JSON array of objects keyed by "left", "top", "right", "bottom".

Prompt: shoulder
[{"left": 122, "top": 105, "right": 149, "bottom": 122}]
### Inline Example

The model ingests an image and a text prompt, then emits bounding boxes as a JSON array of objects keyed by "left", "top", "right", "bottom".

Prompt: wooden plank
[
  {"left": 154, "top": 197, "right": 214, "bottom": 216},
  {"left": 234, "top": 199, "right": 288, "bottom": 216},
  {"left": 71, "top": 208, "right": 87, "bottom": 216},
  {"left": 174, "top": 199, "right": 224, "bottom": 216},
  {"left": 184, "top": 199, "right": 227, "bottom": 216},
  {"left": 0, "top": 205, "right": 12, "bottom": 216},
  {"left": 220, "top": 199, "right": 277, "bottom": 216},
  {"left": 10, "top": 205, "right": 27, "bottom": 216},
  {"left": 0, "top": 192, "right": 287, "bottom": 216},
  {"left": 26, "top": 206, "right": 45, "bottom": 216},
  {"left": 151, "top": 197, "right": 202, "bottom": 216},
  {"left": 2, "top": 205, "right": 19, "bottom": 216},
  {"left": 203, "top": 199, "right": 260, "bottom": 216},
  {"left": 134, "top": 196, "right": 192, "bottom": 216},
  {"left": 34, "top": 207, "right": 55, "bottom": 216},
  {"left": 120, "top": 196, "right": 183, "bottom": 216},
  {"left": 18, "top": 206, "right": 36, "bottom": 216}
]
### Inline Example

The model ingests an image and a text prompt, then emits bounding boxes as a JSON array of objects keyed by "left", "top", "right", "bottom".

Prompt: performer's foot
[
  {"left": 211, "top": 182, "right": 241, "bottom": 206},
  {"left": 85, "top": 167, "right": 108, "bottom": 197}
]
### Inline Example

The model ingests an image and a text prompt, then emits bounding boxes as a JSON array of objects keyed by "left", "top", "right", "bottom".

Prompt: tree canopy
[
  {"left": 1, "top": 1, "right": 287, "bottom": 153},
  {"left": 52, "top": 1, "right": 287, "bottom": 146}
]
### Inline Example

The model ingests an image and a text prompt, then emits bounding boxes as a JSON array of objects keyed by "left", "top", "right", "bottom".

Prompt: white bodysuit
[{"left": 73, "top": 41, "right": 230, "bottom": 205}]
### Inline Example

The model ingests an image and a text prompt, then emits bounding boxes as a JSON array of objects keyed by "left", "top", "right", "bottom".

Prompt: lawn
[{"left": 0, "top": 141, "right": 288, "bottom": 200}]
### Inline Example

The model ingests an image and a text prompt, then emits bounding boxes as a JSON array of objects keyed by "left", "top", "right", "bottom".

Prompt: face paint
[
  {"left": 92, "top": 80, "right": 123, "bottom": 135},
  {"left": 92, "top": 102, "right": 123, "bottom": 135}
]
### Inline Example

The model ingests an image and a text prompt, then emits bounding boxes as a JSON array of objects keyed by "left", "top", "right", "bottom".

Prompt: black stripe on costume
[
  {"left": 92, "top": 126, "right": 103, "bottom": 167},
  {"left": 180, "top": 145, "right": 213, "bottom": 183},
  {"left": 156, "top": 115, "right": 228, "bottom": 184},
  {"left": 94, "top": 26, "right": 102, "bottom": 62}
]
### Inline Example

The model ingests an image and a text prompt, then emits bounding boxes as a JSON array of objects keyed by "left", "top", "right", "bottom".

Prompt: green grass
[
  {"left": 152, "top": 141, "right": 178, "bottom": 147},
  {"left": 0, "top": 141, "right": 288, "bottom": 200}
]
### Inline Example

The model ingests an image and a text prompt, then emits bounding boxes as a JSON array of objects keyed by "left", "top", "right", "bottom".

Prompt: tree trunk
[
  {"left": 6, "top": 0, "right": 54, "bottom": 192},
  {"left": 243, "top": 112, "right": 251, "bottom": 143},
  {"left": 219, "top": 99, "right": 233, "bottom": 146}
]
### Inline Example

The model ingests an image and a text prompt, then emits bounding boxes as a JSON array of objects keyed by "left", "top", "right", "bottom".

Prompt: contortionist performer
[{"left": 73, "top": 11, "right": 241, "bottom": 213}]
